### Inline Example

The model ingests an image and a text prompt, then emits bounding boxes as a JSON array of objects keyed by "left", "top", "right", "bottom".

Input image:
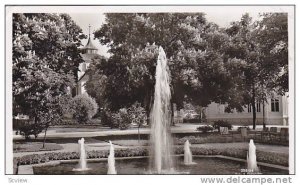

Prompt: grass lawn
[
  {"left": 112, "top": 139, "right": 148, "bottom": 146},
  {"left": 13, "top": 142, "right": 63, "bottom": 153}
]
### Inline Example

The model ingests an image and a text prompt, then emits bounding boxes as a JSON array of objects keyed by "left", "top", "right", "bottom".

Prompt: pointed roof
[
  {"left": 83, "top": 36, "right": 98, "bottom": 50},
  {"left": 82, "top": 24, "right": 98, "bottom": 51}
]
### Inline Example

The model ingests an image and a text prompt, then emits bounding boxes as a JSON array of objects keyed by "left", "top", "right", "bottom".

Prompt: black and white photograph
[{"left": 4, "top": 4, "right": 295, "bottom": 178}]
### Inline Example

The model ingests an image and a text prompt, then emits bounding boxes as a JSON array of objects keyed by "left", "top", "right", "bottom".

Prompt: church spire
[
  {"left": 82, "top": 24, "right": 98, "bottom": 53},
  {"left": 88, "top": 24, "right": 91, "bottom": 38}
]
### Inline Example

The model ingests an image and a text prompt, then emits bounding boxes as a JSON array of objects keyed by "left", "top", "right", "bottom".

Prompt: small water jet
[
  {"left": 184, "top": 140, "right": 196, "bottom": 165},
  {"left": 107, "top": 141, "right": 117, "bottom": 174},
  {"left": 72, "top": 138, "right": 89, "bottom": 171},
  {"left": 247, "top": 139, "right": 259, "bottom": 173},
  {"left": 149, "top": 46, "right": 174, "bottom": 174}
]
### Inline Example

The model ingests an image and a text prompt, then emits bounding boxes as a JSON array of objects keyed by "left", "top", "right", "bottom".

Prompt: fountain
[
  {"left": 107, "top": 141, "right": 117, "bottom": 174},
  {"left": 247, "top": 139, "right": 259, "bottom": 173},
  {"left": 184, "top": 140, "right": 196, "bottom": 165},
  {"left": 149, "top": 46, "right": 174, "bottom": 174},
  {"left": 73, "top": 138, "right": 89, "bottom": 171}
]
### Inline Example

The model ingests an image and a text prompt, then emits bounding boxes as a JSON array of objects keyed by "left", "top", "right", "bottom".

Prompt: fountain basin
[{"left": 32, "top": 156, "right": 288, "bottom": 175}]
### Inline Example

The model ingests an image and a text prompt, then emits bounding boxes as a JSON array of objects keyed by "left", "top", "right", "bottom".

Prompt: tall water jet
[
  {"left": 184, "top": 140, "right": 196, "bottom": 165},
  {"left": 247, "top": 139, "right": 259, "bottom": 173},
  {"left": 149, "top": 46, "right": 173, "bottom": 173},
  {"left": 73, "top": 138, "right": 88, "bottom": 171},
  {"left": 107, "top": 141, "right": 117, "bottom": 174}
]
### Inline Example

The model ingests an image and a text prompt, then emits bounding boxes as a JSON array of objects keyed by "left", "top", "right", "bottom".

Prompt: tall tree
[
  {"left": 13, "top": 13, "right": 85, "bottom": 144},
  {"left": 92, "top": 13, "right": 239, "bottom": 121},
  {"left": 223, "top": 13, "right": 288, "bottom": 129}
]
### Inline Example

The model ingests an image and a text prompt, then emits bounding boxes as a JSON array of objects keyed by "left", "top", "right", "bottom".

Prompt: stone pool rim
[{"left": 18, "top": 155, "right": 289, "bottom": 175}]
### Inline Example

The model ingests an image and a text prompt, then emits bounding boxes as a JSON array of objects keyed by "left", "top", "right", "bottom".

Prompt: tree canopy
[
  {"left": 90, "top": 13, "right": 243, "bottom": 115},
  {"left": 86, "top": 12, "right": 288, "bottom": 129},
  {"left": 13, "top": 13, "right": 85, "bottom": 137}
]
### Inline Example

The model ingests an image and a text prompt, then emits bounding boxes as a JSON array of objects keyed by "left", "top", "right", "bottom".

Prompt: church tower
[{"left": 76, "top": 25, "right": 100, "bottom": 95}]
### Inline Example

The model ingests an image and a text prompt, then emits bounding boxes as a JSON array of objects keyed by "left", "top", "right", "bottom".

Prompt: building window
[
  {"left": 82, "top": 63, "right": 86, "bottom": 72},
  {"left": 271, "top": 99, "right": 279, "bottom": 112},
  {"left": 256, "top": 103, "right": 261, "bottom": 112},
  {"left": 247, "top": 104, "right": 251, "bottom": 113}
]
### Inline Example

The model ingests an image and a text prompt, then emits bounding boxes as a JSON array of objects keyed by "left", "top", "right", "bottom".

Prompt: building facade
[
  {"left": 76, "top": 31, "right": 100, "bottom": 95},
  {"left": 204, "top": 94, "right": 289, "bottom": 126}
]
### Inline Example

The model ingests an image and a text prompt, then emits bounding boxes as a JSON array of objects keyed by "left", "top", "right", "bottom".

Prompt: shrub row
[
  {"left": 53, "top": 119, "right": 102, "bottom": 126},
  {"left": 173, "top": 146, "right": 288, "bottom": 167},
  {"left": 196, "top": 125, "right": 214, "bottom": 133},
  {"left": 14, "top": 146, "right": 288, "bottom": 167},
  {"left": 14, "top": 148, "right": 147, "bottom": 166},
  {"left": 213, "top": 120, "right": 233, "bottom": 130},
  {"left": 183, "top": 118, "right": 201, "bottom": 123},
  {"left": 175, "top": 136, "right": 237, "bottom": 145}
]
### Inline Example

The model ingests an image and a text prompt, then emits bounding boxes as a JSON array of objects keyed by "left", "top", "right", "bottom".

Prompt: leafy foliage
[
  {"left": 213, "top": 120, "right": 233, "bottom": 131},
  {"left": 92, "top": 13, "right": 239, "bottom": 116},
  {"left": 69, "top": 94, "right": 99, "bottom": 124},
  {"left": 128, "top": 102, "right": 147, "bottom": 127},
  {"left": 15, "top": 146, "right": 288, "bottom": 167},
  {"left": 13, "top": 13, "right": 85, "bottom": 139},
  {"left": 112, "top": 108, "right": 132, "bottom": 130},
  {"left": 18, "top": 120, "right": 44, "bottom": 140},
  {"left": 222, "top": 13, "right": 288, "bottom": 129},
  {"left": 196, "top": 125, "right": 214, "bottom": 133}
]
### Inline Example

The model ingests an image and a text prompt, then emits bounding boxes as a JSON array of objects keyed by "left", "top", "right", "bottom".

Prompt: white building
[
  {"left": 76, "top": 30, "right": 100, "bottom": 95},
  {"left": 204, "top": 94, "right": 289, "bottom": 126}
]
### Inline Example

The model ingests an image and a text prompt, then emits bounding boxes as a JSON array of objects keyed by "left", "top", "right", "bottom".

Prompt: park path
[{"left": 13, "top": 123, "right": 288, "bottom": 141}]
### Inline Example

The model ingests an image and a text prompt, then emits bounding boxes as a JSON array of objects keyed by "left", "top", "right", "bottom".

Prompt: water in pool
[{"left": 33, "top": 157, "right": 288, "bottom": 175}]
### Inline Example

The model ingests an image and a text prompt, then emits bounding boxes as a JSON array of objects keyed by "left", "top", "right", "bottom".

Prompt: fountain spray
[
  {"left": 149, "top": 46, "right": 174, "bottom": 173},
  {"left": 247, "top": 139, "right": 259, "bottom": 173},
  {"left": 107, "top": 140, "right": 117, "bottom": 174},
  {"left": 184, "top": 140, "right": 196, "bottom": 165}
]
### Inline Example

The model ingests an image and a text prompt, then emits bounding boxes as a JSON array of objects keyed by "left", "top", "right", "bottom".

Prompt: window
[
  {"left": 82, "top": 63, "right": 86, "bottom": 72},
  {"left": 256, "top": 103, "right": 261, "bottom": 112},
  {"left": 271, "top": 99, "right": 279, "bottom": 112},
  {"left": 247, "top": 104, "right": 251, "bottom": 113}
]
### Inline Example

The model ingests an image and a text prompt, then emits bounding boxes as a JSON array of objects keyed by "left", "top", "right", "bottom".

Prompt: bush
[
  {"left": 112, "top": 108, "right": 131, "bottom": 130},
  {"left": 69, "top": 94, "right": 99, "bottom": 124},
  {"left": 183, "top": 118, "right": 201, "bottom": 123},
  {"left": 213, "top": 120, "right": 232, "bottom": 131},
  {"left": 18, "top": 120, "right": 44, "bottom": 140},
  {"left": 128, "top": 102, "right": 147, "bottom": 127},
  {"left": 237, "top": 126, "right": 251, "bottom": 132},
  {"left": 100, "top": 109, "right": 114, "bottom": 128},
  {"left": 196, "top": 125, "right": 214, "bottom": 133}
]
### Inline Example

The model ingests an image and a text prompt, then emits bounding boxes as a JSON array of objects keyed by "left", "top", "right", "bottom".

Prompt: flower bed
[
  {"left": 175, "top": 135, "right": 245, "bottom": 144},
  {"left": 14, "top": 146, "right": 288, "bottom": 168}
]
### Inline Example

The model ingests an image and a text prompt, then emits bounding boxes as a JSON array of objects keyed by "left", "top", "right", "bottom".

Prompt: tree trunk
[
  {"left": 138, "top": 126, "right": 140, "bottom": 143},
  {"left": 145, "top": 90, "right": 153, "bottom": 125},
  {"left": 251, "top": 86, "right": 256, "bottom": 130},
  {"left": 262, "top": 100, "right": 266, "bottom": 129},
  {"left": 171, "top": 102, "right": 175, "bottom": 126},
  {"left": 42, "top": 127, "right": 48, "bottom": 149}
]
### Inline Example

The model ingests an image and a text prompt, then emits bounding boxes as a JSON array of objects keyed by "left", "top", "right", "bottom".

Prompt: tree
[
  {"left": 92, "top": 13, "right": 239, "bottom": 123},
  {"left": 223, "top": 13, "right": 288, "bottom": 129},
  {"left": 128, "top": 102, "right": 147, "bottom": 142},
  {"left": 69, "top": 94, "right": 99, "bottom": 124},
  {"left": 13, "top": 13, "right": 85, "bottom": 146}
]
